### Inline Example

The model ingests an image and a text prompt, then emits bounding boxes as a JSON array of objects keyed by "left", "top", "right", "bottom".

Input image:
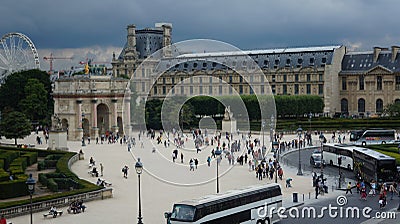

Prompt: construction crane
[{"left": 43, "top": 53, "right": 73, "bottom": 73}]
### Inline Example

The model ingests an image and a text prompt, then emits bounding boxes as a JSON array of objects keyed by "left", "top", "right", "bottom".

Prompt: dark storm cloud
[{"left": 2, "top": 0, "right": 400, "bottom": 58}]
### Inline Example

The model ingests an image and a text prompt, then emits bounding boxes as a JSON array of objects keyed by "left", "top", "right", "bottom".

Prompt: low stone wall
[
  {"left": 1, "top": 188, "right": 113, "bottom": 218},
  {"left": 1, "top": 151, "right": 113, "bottom": 218}
]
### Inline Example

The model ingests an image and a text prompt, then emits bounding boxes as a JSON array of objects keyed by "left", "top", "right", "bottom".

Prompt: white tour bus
[
  {"left": 165, "top": 183, "right": 282, "bottom": 224},
  {"left": 350, "top": 129, "right": 396, "bottom": 146},
  {"left": 322, "top": 143, "right": 355, "bottom": 170}
]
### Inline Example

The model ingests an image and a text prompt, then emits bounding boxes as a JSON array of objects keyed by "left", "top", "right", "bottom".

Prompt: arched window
[
  {"left": 341, "top": 98, "right": 348, "bottom": 113},
  {"left": 376, "top": 99, "right": 383, "bottom": 113},
  {"left": 358, "top": 98, "right": 365, "bottom": 113}
]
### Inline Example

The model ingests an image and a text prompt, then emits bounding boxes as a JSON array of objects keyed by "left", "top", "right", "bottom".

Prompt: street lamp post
[
  {"left": 215, "top": 149, "right": 222, "bottom": 193},
  {"left": 297, "top": 126, "right": 303, "bottom": 176},
  {"left": 308, "top": 112, "right": 312, "bottom": 146},
  {"left": 135, "top": 158, "right": 144, "bottom": 224},
  {"left": 262, "top": 120, "right": 266, "bottom": 148},
  {"left": 273, "top": 141, "right": 279, "bottom": 183},
  {"left": 81, "top": 112, "right": 86, "bottom": 146},
  {"left": 26, "top": 174, "right": 36, "bottom": 224},
  {"left": 319, "top": 133, "right": 325, "bottom": 185}
]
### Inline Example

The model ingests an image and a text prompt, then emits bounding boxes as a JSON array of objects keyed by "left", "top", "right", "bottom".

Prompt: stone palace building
[{"left": 53, "top": 22, "right": 400, "bottom": 140}]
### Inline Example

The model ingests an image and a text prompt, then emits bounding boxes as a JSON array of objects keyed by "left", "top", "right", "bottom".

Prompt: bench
[{"left": 43, "top": 210, "right": 63, "bottom": 218}]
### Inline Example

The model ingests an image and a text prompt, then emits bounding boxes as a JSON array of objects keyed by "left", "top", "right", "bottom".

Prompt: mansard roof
[
  {"left": 342, "top": 50, "right": 400, "bottom": 73},
  {"left": 156, "top": 45, "right": 341, "bottom": 73}
]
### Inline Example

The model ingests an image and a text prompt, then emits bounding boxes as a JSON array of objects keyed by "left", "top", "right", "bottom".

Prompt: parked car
[{"left": 310, "top": 150, "right": 325, "bottom": 168}]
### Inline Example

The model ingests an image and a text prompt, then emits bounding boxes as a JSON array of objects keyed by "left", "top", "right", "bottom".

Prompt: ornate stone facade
[{"left": 53, "top": 76, "right": 130, "bottom": 140}]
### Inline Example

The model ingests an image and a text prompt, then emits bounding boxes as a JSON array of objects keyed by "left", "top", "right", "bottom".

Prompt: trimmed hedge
[
  {"left": 21, "top": 152, "right": 38, "bottom": 166},
  {"left": 0, "top": 168, "right": 9, "bottom": 182},
  {"left": 0, "top": 150, "right": 20, "bottom": 170},
  {"left": 0, "top": 174, "right": 29, "bottom": 199}
]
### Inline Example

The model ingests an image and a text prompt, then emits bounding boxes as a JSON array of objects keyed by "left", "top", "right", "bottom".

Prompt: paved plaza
[{"left": 1, "top": 131, "right": 345, "bottom": 224}]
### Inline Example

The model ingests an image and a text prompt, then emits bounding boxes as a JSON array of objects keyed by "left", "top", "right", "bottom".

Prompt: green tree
[
  {"left": 0, "top": 69, "right": 53, "bottom": 125},
  {"left": 19, "top": 79, "right": 48, "bottom": 122},
  {"left": 0, "top": 111, "right": 32, "bottom": 145},
  {"left": 384, "top": 102, "right": 400, "bottom": 117}
]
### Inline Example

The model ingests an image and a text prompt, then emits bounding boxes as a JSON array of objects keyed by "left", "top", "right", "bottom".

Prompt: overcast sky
[{"left": 1, "top": 0, "right": 400, "bottom": 71}]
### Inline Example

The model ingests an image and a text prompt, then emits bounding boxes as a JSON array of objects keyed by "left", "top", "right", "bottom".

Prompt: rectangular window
[
  {"left": 162, "top": 78, "right": 166, "bottom": 84},
  {"left": 261, "top": 85, "right": 265, "bottom": 94},
  {"left": 294, "top": 84, "right": 299, "bottom": 95},
  {"left": 162, "top": 86, "right": 166, "bottom": 95},
  {"left": 342, "top": 77, "right": 347, "bottom": 90},
  {"left": 154, "top": 87, "right": 157, "bottom": 95},
  {"left": 199, "top": 86, "right": 203, "bottom": 94},
  {"left": 377, "top": 76, "right": 382, "bottom": 90},
  {"left": 171, "top": 88, "right": 174, "bottom": 94},
  {"left": 209, "top": 77, "right": 213, "bottom": 83},
  {"left": 318, "top": 84, "right": 323, "bottom": 94},
  {"left": 319, "top": 74, "right": 323, "bottom": 82},
  {"left": 283, "top": 85, "right": 287, "bottom": 94},
  {"left": 209, "top": 86, "right": 213, "bottom": 94},
  {"left": 199, "top": 77, "right": 202, "bottom": 84},
  {"left": 229, "top": 86, "right": 233, "bottom": 94},
  {"left": 283, "top": 74, "right": 287, "bottom": 82},
  {"left": 396, "top": 76, "right": 400, "bottom": 90},
  {"left": 272, "top": 75, "right": 276, "bottom": 82},
  {"left": 219, "top": 85, "right": 222, "bottom": 95},
  {"left": 240, "top": 76, "right": 243, "bottom": 83},
  {"left": 142, "top": 68, "right": 145, "bottom": 77},
  {"left": 172, "top": 77, "right": 175, "bottom": 85},
  {"left": 219, "top": 76, "right": 222, "bottom": 84},
  {"left": 359, "top": 76, "right": 364, "bottom": 90},
  {"left": 261, "top": 75, "right": 265, "bottom": 83},
  {"left": 190, "top": 77, "right": 193, "bottom": 84},
  {"left": 142, "top": 82, "right": 145, "bottom": 92},
  {"left": 307, "top": 74, "right": 311, "bottom": 82},
  {"left": 295, "top": 74, "right": 299, "bottom": 82},
  {"left": 250, "top": 75, "right": 253, "bottom": 83},
  {"left": 190, "top": 86, "right": 193, "bottom": 94},
  {"left": 181, "top": 77, "right": 184, "bottom": 82},
  {"left": 239, "top": 85, "right": 243, "bottom": 94},
  {"left": 306, "top": 84, "right": 311, "bottom": 94},
  {"left": 250, "top": 87, "right": 254, "bottom": 94},
  {"left": 181, "top": 86, "right": 184, "bottom": 95},
  {"left": 229, "top": 76, "right": 233, "bottom": 84},
  {"left": 272, "top": 85, "right": 276, "bottom": 94}
]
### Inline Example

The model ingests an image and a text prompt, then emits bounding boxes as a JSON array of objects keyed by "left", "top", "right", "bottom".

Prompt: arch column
[
  {"left": 91, "top": 99, "right": 99, "bottom": 138},
  {"left": 112, "top": 98, "right": 119, "bottom": 133},
  {"left": 124, "top": 95, "right": 131, "bottom": 137},
  {"left": 76, "top": 99, "right": 84, "bottom": 141}
]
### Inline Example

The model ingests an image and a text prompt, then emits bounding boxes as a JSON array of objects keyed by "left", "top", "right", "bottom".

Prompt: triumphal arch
[{"left": 52, "top": 75, "right": 130, "bottom": 141}]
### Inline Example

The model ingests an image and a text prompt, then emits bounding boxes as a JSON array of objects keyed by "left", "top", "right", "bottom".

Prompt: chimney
[
  {"left": 373, "top": 47, "right": 382, "bottom": 63},
  {"left": 391, "top": 46, "right": 400, "bottom": 62},
  {"left": 126, "top": 24, "right": 136, "bottom": 49}
]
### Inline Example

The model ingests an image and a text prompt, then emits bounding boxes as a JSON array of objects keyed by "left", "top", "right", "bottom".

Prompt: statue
[
  {"left": 52, "top": 114, "right": 62, "bottom": 130},
  {"left": 223, "top": 106, "right": 233, "bottom": 121}
]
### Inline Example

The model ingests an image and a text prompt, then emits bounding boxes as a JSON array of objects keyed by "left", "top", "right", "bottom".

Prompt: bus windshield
[
  {"left": 377, "top": 160, "right": 397, "bottom": 182},
  {"left": 171, "top": 204, "right": 195, "bottom": 221}
]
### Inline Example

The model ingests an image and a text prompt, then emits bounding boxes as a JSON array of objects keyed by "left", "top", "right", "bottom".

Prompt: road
[
  {"left": 278, "top": 191, "right": 399, "bottom": 224},
  {"left": 281, "top": 148, "right": 354, "bottom": 187}
]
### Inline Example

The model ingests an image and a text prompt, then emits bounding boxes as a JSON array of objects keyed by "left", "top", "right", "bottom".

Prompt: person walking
[
  {"left": 0, "top": 215, "right": 7, "bottom": 224},
  {"left": 207, "top": 156, "right": 211, "bottom": 167},
  {"left": 122, "top": 165, "right": 129, "bottom": 178},
  {"left": 181, "top": 152, "right": 184, "bottom": 163},
  {"left": 189, "top": 159, "right": 195, "bottom": 171},
  {"left": 100, "top": 163, "right": 104, "bottom": 176},
  {"left": 346, "top": 182, "right": 353, "bottom": 194},
  {"left": 194, "top": 158, "right": 199, "bottom": 169},
  {"left": 389, "top": 183, "right": 398, "bottom": 200}
]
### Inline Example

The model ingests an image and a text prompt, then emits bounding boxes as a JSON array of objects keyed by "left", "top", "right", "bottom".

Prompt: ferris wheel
[{"left": 0, "top": 32, "right": 40, "bottom": 83}]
